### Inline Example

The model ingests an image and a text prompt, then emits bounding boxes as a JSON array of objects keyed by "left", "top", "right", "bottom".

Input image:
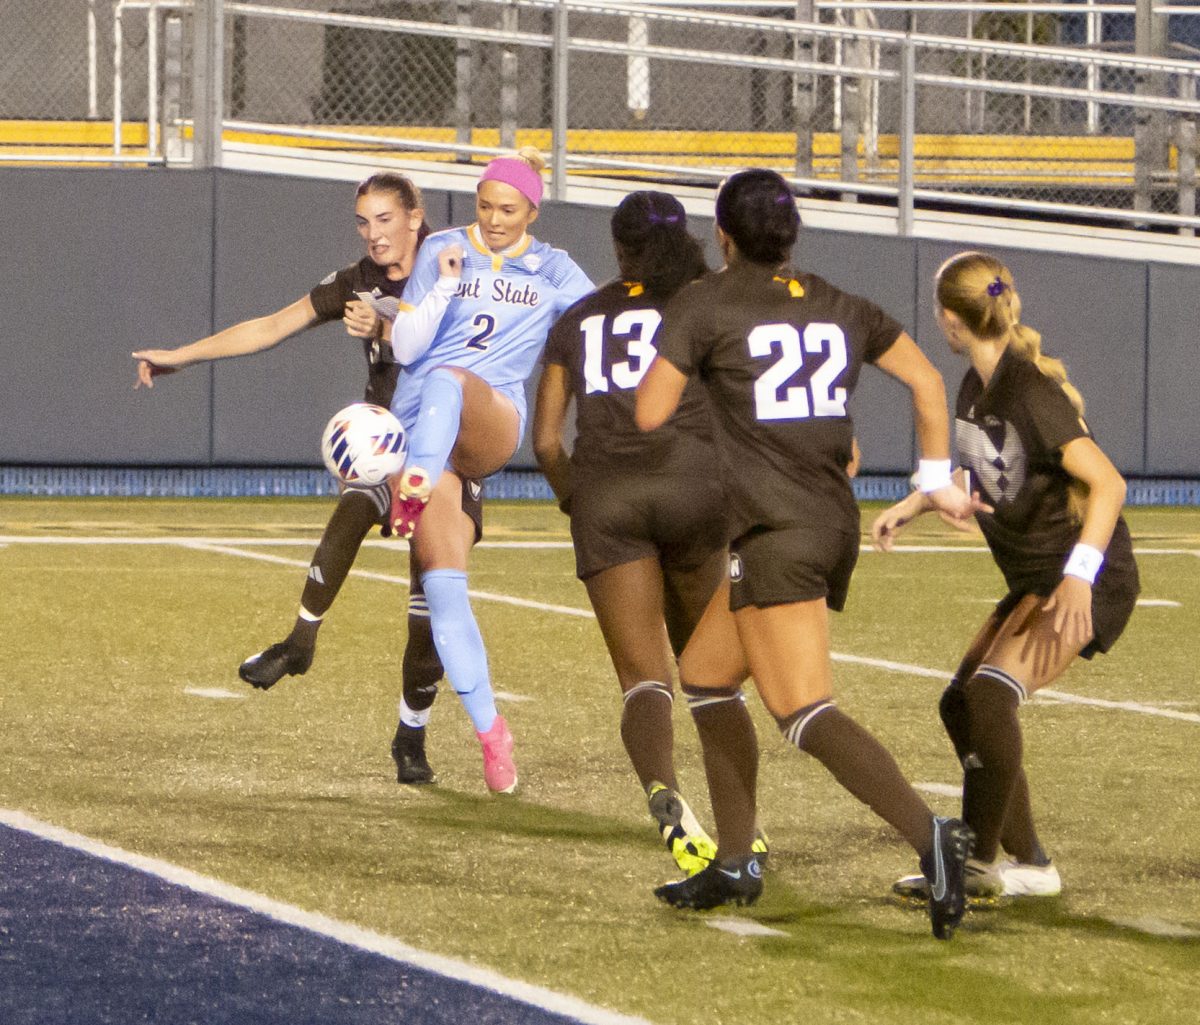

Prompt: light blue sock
[
  {"left": 421, "top": 569, "right": 498, "bottom": 733},
  {"left": 407, "top": 368, "right": 464, "bottom": 490}
]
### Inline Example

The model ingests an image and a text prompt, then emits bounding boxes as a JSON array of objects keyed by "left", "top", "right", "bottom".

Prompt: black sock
[
  {"left": 1000, "top": 769, "right": 1050, "bottom": 865},
  {"left": 288, "top": 489, "right": 378, "bottom": 650},
  {"left": 683, "top": 683, "right": 758, "bottom": 858},
  {"left": 401, "top": 583, "right": 442, "bottom": 719},
  {"left": 963, "top": 667, "right": 1025, "bottom": 863},
  {"left": 938, "top": 679, "right": 972, "bottom": 764},
  {"left": 781, "top": 701, "right": 934, "bottom": 856}
]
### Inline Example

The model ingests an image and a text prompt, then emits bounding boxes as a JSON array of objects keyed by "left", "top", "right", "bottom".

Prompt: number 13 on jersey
[
  {"left": 580, "top": 309, "right": 663, "bottom": 394},
  {"left": 749, "top": 321, "right": 848, "bottom": 421}
]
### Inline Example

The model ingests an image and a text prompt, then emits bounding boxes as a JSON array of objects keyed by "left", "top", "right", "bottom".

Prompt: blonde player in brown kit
[{"left": 875, "top": 250, "right": 1138, "bottom": 903}]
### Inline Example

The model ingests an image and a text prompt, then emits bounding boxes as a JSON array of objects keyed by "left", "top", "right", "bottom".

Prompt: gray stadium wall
[{"left": 0, "top": 167, "right": 1196, "bottom": 477}]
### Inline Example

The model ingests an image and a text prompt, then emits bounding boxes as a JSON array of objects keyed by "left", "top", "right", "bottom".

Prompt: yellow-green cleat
[
  {"left": 751, "top": 827, "right": 770, "bottom": 862},
  {"left": 647, "top": 782, "right": 717, "bottom": 877}
]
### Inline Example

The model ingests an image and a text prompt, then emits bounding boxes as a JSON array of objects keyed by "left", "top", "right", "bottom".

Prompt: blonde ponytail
[
  {"left": 514, "top": 146, "right": 547, "bottom": 174},
  {"left": 1007, "top": 322, "right": 1086, "bottom": 421}
]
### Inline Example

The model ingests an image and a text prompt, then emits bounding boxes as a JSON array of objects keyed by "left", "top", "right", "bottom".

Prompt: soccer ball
[{"left": 320, "top": 403, "right": 407, "bottom": 487}]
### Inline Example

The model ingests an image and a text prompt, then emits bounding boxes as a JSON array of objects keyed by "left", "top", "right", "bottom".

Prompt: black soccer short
[
  {"left": 994, "top": 557, "right": 1140, "bottom": 659},
  {"left": 728, "top": 523, "right": 859, "bottom": 613},
  {"left": 355, "top": 476, "right": 485, "bottom": 544},
  {"left": 569, "top": 472, "right": 728, "bottom": 581}
]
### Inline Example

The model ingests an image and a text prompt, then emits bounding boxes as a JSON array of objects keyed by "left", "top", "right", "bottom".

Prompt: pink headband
[{"left": 478, "top": 157, "right": 544, "bottom": 208}]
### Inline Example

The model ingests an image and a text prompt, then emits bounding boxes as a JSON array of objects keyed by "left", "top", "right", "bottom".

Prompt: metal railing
[{"left": 14, "top": 1, "right": 1200, "bottom": 235}]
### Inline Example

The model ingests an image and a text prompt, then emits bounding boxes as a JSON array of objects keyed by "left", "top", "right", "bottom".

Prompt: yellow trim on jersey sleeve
[
  {"left": 397, "top": 301, "right": 416, "bottom": 312},
  {"left": 773, "top": 275, "right": 805, "bottom": 298},
  {"left": 624, "top": 281, "right": 645, "bottom": 297}
]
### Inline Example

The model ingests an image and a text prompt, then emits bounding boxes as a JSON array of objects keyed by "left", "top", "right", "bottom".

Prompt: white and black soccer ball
[{"left": 320, "top": 403, "right": 407, "bottom": 487}]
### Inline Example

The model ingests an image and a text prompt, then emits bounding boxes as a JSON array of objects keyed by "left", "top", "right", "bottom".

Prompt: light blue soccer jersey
[{"left": 390, "top": 225, "right": 594, "bottom": 435}]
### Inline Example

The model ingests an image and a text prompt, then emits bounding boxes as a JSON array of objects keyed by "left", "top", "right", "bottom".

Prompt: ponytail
[
  {"left": 514, "top": 146, "right": 547, "bottom": 174},
  {"left": 1007, "top": 321, "right": 1085, "bottom": 420}
]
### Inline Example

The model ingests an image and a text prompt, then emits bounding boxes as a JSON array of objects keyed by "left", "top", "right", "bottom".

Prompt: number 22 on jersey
[
  {"left": 580, "top": 309, "right": 662, "bottom": 393},
  {"left": 749, "top": 321, "right": 848, "bottom": 421}
]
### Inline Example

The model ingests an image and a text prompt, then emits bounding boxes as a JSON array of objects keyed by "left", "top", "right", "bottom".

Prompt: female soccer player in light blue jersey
[{"left": 387, "top": 148, "right": 594, "bottom": 793}]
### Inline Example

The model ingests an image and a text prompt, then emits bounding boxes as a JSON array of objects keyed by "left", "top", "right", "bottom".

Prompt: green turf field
[{"left": 2, "top": 497, "right": 1198, "bottom": 1025}]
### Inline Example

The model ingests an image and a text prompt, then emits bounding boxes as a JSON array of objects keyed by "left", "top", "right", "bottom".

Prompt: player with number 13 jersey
[{"left": 535, "top": 190, "right": 748, "bottom": 879}]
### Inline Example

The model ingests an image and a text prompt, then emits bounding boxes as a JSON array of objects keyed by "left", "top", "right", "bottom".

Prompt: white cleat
[
  {"left": 995, "top": 859, "right": 1062, "bottom": 896},
  {"left": 894, "top": 857, "right": 1060, "bottom": 902}
]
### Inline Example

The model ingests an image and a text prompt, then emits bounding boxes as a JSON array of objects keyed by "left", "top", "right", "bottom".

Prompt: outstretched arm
[
  {"left": 132, "top": 295, "right": 318, "bottom": 389},
  {"left": 871, "top": 489, "right": 933, "bottom": 551},
  {"left": 873, "top": 465, "right": 988, "bottom": 551}
]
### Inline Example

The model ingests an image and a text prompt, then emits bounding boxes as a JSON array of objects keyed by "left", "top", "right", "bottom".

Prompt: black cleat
[
  {"left": 391, "top": 722, "right": 435, "bottom": 785},
  {"left": 920, "top": 816, "right": 975, "bottom": 940},
  {"left": 654, "top": 854, "right": 764, "bottom": 910},
  {"left": 238, "top": 640, "right": 313, "bottom": 690}
]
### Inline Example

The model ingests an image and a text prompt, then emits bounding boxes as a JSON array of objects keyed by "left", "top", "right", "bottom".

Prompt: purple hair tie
[{"left": 987, "top": 276, "right": 1006, "bottom": 297}]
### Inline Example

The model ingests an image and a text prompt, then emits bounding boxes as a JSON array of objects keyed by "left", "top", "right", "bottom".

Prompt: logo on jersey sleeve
[{"left": 729, "top": 552, "right": 744, "bottom": 582}]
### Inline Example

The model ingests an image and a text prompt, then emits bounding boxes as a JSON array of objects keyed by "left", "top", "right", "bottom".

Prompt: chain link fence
[
  {"left": 3, "top": 1, "right": 1199, "bottom": 228},
  {"left": 0, "top": 0, "right": 104, "bottom": 120}
]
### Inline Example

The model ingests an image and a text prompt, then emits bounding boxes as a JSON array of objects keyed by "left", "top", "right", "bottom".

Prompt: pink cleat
[
  {"left": 388, "top": 466, "right": 432, "bottom": 539},
  {"left": 477, "top": 714, "right": 517, "bottom": 794}
]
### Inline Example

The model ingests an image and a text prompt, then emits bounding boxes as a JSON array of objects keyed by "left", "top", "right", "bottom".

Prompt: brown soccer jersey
[
  {"left": 955, "top": 344, "right": 1137, "bottom": 594},
  {"left": 655, "top": 263, "right": 902, "bottom": 540},
  {"left": 309, "top": 257, "right": 407, "bottom": 407},
  {"left": 543, "top": 279, "right": 716, "bottom": 479}
]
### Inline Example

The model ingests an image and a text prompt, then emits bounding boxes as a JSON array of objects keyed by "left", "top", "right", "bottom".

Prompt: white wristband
[
  {"left": 916, "top": 458, "right": 953, "bottom": 493},
  {"left": 1063, "top": 542, "right": 1104, "bottom": 584}
]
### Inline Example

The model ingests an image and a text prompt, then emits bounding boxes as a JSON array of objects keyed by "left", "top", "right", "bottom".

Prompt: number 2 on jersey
[
  {"left": 580, "top": 309, "right": 663, "bottom": 393},
  {"left": 748, "top": 322, "right": 848, "bottom": 420},
  {"left": 466, "top": 312, "right": 496, "bottom": 351}
]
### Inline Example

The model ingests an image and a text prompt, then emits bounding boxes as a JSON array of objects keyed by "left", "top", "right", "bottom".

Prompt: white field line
[
  {"left": 3, "top": 535, "right": 1199, "bottom": 557},
  {"left": 181, "top": 541, "right": 594, "bottom": 619},
  {"left": 8, "top": 535, "right": 1198, "bottom": 723},
  {"left": 183, "top": 687, "right": 247, "bottom": 701},
  {"left": 705, "top": 917, "right": 788, "bottom": 938},
  {"left": 0, "top": 535, "right": 573, "bottom": 550},
  {"left": 828, "top": 651, "right": 1200, "bottom": 724},
  {"left": 0, "top": 809, "right": 653, "bottom": 1025}
]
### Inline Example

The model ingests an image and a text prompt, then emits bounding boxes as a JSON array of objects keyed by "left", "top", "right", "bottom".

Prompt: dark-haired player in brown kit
[
  {"left": 875, "top": 250, "right": 1138, "bottom": 904},
  {"left": 637, "top": 168, "right": 978, "bottom": 939},
  {"left": 132, "top": 172, "right": 479, "bottom": 784},
  {"left": 534, "top": 190, "right": 767, "bottom": 875}
]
